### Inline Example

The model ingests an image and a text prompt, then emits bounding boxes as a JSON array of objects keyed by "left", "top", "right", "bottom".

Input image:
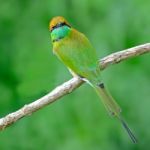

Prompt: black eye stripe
[{"left": 51, "top": 22, "right": 71, "bottom": 32}]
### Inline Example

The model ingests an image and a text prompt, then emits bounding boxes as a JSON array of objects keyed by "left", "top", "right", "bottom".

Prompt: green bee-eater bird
[{"left": 49, "top": 16, "right": 137, "bottom": 143}]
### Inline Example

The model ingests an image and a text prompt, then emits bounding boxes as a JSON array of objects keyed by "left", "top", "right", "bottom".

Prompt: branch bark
[{"left": 0, "top": 43, "right": 150, "bottom": 131}]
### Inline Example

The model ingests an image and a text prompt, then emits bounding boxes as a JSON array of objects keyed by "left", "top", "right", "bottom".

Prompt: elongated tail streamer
[{"left": 93, "top": 83, "right": 137, "bottom": 143}]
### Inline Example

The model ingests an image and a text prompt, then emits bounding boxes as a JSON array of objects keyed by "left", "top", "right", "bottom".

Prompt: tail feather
[
  {"left": 94, "top": 83, "right": 121, "bottom": 116},
  {"left": 118, "top": 116, "right": 137, "bottom": 143},
  {"left": 93, "top": 83, "right": 137, "bottom": 143}
]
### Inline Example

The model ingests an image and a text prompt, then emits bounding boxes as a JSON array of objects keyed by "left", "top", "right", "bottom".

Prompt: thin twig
[{"left": 0, "top": 43, "right": 150, "bottom": 131}]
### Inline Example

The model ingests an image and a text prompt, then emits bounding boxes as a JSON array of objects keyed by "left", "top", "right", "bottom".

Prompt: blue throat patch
[{"left": 51, "top": 25, "right": 71, "bottom": 42}]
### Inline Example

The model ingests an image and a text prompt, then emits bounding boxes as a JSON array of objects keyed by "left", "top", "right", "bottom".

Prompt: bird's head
[{"left": 49, "top": 16, "right": 71, "bottom": 42}]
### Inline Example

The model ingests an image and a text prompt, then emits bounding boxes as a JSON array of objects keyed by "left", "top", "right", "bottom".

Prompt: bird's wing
[{"left": 53, "top": 28, "right": 101, "bottom": 83}]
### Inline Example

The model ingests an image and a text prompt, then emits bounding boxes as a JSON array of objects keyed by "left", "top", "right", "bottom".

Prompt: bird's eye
[
  {"left": 57, "top": 22, "right": 62, "bottom": 26},
  {"left": 57, "top": 22, "right": 66, "bottom": 27},
  {"left": 50, "top": 22, "right": 71, "bottom": 32}
]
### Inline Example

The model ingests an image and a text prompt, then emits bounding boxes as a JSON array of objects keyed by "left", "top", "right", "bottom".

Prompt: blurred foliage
[{"left": 0, "top": 0, "right": 150, "bottom": 149}]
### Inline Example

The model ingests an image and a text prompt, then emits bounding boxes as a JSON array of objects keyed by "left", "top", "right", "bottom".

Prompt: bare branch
[
  {"left": 0, "top": 43, "right": 150, "bottom": 130},
  {"left": 100, "top": 43, "right": 150, "bottom": 70}
]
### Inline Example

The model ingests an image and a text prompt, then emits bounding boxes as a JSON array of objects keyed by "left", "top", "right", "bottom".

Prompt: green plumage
[
  {"left": 50, "top": 17, "right": 137, "bottom": 143},
  {"left": 53, "top": 28, "right": 101, "bottom": 84},
  {"left": 52, "top": 26, "right": 121, "bottom": 116}
]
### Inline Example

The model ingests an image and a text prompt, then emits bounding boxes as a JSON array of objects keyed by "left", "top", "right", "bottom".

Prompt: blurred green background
[{"left": 0, "top": 0, "right": 150, "bottom": 149}]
